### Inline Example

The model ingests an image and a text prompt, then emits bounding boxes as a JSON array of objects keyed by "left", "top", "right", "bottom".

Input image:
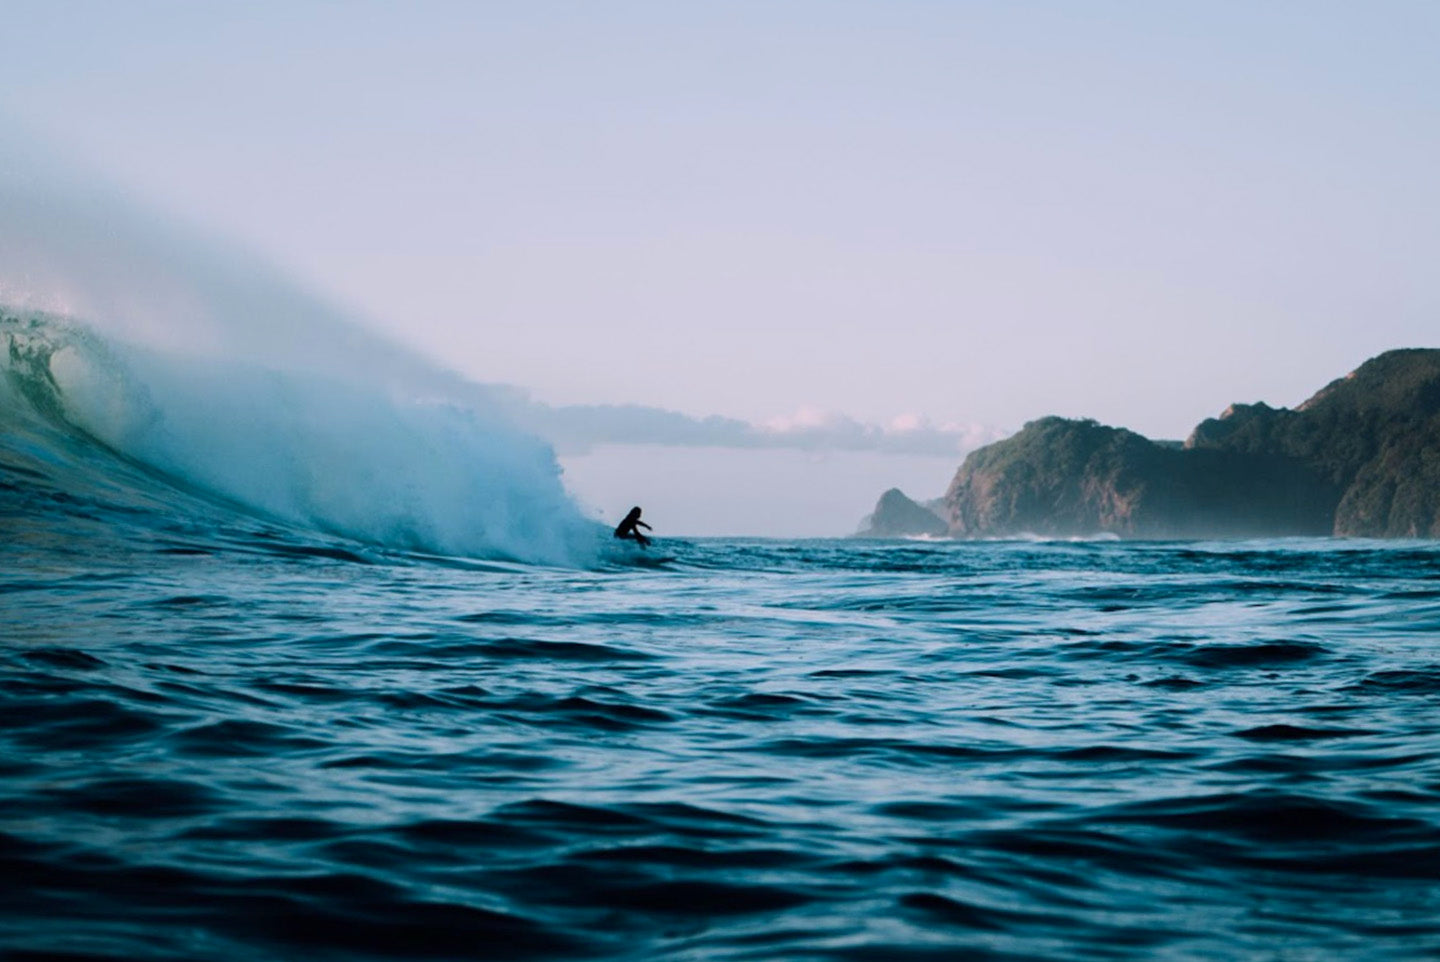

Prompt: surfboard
[{"left": 604, "top": 540, "right": 676, "bottom": 567}]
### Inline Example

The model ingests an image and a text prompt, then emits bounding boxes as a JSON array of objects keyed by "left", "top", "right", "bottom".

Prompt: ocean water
[{"left": 5, "top": 315, "right": 1440, "bottom": 961}]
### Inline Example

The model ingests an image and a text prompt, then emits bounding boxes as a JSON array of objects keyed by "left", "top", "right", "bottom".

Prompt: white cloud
[{"left": 498, "top": 391, "right": 1004, "bottom": 458}]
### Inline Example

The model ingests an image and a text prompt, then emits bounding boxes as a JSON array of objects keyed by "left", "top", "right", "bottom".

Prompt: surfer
[{"left": 613, "top": 506, "right": 653, "bottom": 547}]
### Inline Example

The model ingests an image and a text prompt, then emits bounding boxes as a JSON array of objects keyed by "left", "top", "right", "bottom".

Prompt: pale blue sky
[{"left": 3, "top": 2, "right": 1438, "bottom": 533}]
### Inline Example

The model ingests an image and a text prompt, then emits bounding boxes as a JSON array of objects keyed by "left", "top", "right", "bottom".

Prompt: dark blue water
[{"left": 6, "top": 443, "right": 1440, "bottom": 961}]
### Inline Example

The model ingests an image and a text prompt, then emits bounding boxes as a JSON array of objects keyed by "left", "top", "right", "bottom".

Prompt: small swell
[
  {"left": 1347, "top": 667, "right": 1440, "bottom": 694},
  {"left": 1232, "top": 724, "right": 1379, "bottom": 741},
  {"left": 1178, "top": 640, "right": 1331, "bottom": 669}
]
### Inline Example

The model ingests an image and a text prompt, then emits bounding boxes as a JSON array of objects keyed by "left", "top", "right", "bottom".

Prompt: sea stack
[{"left": 857, "top": 488, "right": 949, "bottom": 538}]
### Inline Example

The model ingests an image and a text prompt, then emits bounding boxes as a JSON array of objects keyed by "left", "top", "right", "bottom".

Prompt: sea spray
[{"left": 0, "top": 140, "right": 601, "bottom": 565}]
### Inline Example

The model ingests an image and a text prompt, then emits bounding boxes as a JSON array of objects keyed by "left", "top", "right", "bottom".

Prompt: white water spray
[{"left": 0, "top": 135, "right": 601, "bottom": 565}]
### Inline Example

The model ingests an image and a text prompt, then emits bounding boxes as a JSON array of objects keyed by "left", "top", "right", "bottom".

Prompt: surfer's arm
[{"left": 637, "top": 521, "right": 652, "bottom": 530}]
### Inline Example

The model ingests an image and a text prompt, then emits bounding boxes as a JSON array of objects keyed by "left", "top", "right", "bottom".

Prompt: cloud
[
  {"left": 753, "top": 407, "right": 1003, "bottom": 456},
  {"left": 495, "top": 391, "right": 1002, "bottom": 458}
]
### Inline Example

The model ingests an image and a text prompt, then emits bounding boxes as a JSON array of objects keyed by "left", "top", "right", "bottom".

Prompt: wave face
[{"left": 1, "top": 309, "right": 600, "bottom": 565}]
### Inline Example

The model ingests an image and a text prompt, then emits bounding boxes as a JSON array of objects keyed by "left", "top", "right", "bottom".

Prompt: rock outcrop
[
  {"left": 857, "top": 488, "right": 949, "bottom": 538},
  {"left": 929, "top": 349, "right": 1440, "bottom": 539}
]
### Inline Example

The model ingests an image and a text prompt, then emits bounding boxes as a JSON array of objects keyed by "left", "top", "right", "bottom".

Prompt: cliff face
[
  {"left": 941, "top": 349, "right": 1440, "bottom": 539},
  {"left": 858, "top": 488, "right": 948, "bottom": 537}
]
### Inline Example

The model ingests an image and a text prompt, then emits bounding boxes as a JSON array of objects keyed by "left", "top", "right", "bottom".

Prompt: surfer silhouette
[{"left": 613, "top": 506, "right": 653, "bottom": 547}]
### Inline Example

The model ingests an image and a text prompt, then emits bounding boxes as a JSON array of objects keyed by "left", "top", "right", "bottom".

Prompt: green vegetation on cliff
[{"left": 938, "top": 349, "right": 1440, "bottom": 539}]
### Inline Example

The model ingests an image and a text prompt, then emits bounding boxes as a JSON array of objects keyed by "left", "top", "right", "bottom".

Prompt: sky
[{"left": 2, "top": 1, "right": 1438, "bottom": 535}]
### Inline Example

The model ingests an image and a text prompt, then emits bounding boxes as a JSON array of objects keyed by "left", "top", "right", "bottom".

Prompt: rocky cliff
[
  {"left": 936, "top": 349, "right": 1440, "bottom": 539},
  {"left": 857, "top": 488, "right": 948, "bottom": 537}
]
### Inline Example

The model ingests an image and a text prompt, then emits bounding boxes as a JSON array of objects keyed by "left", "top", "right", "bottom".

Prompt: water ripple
[{"left": 4, "top": 537, "right": 1440, "bottom": 959}]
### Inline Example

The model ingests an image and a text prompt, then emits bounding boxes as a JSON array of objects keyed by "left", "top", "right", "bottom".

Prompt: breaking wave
[
  {"left": 1, "top": 310, "right": 601, "bottom": 565},
  {"left": 0, "top": 142, "right": 601, "bottom": 565}
]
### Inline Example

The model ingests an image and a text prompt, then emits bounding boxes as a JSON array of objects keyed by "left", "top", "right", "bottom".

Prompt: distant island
[
  {"left": 858, "top": 348, "right": 1440, "bottom": 539},
  {"left": 858, "top": 488, "right": 950, "bottom": 538}
]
